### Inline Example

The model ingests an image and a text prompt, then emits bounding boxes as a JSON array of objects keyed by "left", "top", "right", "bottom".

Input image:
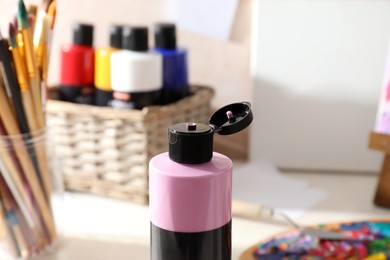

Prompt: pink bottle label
[{"left": 149, "top": 152, "right": 232, "bottom": 233}]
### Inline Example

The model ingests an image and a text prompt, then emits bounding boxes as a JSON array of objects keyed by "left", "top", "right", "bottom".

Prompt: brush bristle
[
  {"left": 41, "top": 0, "right": 54, "bottom": 12},
  {"left": 17, "top": 0, "right": 29, "bottom": 29},
  {"left": 8, "top": 24, "right": 17, "bottom": 48}
]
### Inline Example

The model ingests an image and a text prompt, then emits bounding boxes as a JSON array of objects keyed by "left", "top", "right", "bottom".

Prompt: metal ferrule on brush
[
  {"left": 21, "top": 29, "right": 39, "bottom": 79},
  {"left": 10, "top": 47, "right": 29, "bottom": 92}
]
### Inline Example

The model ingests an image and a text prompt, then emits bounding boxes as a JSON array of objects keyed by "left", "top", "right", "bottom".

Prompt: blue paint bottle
[{"left": 153, "top": 23, "right": 189, "bottom": 105}]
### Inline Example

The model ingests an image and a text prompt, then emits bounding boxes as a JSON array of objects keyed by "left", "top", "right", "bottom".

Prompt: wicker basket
[{"left": 46, "top": 86, "right": 214, "bottom": 204}]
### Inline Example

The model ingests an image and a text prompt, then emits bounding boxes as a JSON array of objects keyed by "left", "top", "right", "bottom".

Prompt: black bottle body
[{"left": 151, "top": 221, "right": 231, "bottom": 260}]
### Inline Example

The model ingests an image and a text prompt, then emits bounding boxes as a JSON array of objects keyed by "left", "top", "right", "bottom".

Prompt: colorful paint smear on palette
[{"left": 253, "top": 221, "right": 390, "bottom": 260}]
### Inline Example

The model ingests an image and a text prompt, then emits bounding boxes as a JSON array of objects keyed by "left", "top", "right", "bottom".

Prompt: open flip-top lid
[{"left": 168, "top": 102, "right": 253, "bottom": 164}]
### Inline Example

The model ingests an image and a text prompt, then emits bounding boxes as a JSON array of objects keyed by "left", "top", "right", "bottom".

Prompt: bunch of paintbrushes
[{"left": 0, "top": 0, "right": 57, "bottom": 258}]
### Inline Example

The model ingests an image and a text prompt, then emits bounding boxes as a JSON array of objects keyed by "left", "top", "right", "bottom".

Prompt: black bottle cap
[
  {"left": 154, "top": 23, "right": 176, "bottom": 50},
  {"left": 169, "top": 123, "right": 214, "bottom": 164},
  {"left": 109, "top": 25, "right": 123, "bottom": 49},
  {"left": 168, "top": 102, "right": 253, "bottom": 164},
  {"left": 73, "top": 23, "right": 94, "bottom": 46},
  {"left": 122, "top": 26, "right": 148, "bottom": 51}
]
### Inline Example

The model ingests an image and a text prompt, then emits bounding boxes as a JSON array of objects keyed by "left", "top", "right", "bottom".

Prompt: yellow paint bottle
[{"left": 94, "top": 25, "right": 122, "bottom": 106}]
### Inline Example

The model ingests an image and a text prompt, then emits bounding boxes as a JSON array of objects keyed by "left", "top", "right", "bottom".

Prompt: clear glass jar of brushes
[{"left": 0, "top": 128, "right": 63, "bottom": 259}]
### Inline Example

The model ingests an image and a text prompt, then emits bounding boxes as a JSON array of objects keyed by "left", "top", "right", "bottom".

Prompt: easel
[{"left": 368, "top": 132, "right": 390, "bottom": 208}]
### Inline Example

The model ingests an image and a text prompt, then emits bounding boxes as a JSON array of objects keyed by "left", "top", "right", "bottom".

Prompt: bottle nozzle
[
  {"left": 226, "top": 111, "right": 236, "bottom": 123},
  {"left": 186, "top": 123, "right": 197, "bottom": 131}
]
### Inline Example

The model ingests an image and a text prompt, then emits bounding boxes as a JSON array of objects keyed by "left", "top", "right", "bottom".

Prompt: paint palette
[{"left": 252, "top": 220, "right": 390, "bottom": 260}]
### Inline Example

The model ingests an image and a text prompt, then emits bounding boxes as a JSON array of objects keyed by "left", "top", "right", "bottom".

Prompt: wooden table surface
[
  {"left": 237, "top": 171, "right": 390, "bottom": 260},
  {"left": 32, "top": 170, "right": 390, "bottom": 260},
  {"left": 239, "top": 246, "right": 256, "bottom": 260}
]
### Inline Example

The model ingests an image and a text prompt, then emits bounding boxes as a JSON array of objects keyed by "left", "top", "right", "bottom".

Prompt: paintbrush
[
  {"left": 27, "top": 4, "right": 38, "bottom": 34},
  {"left": 0, "top": 179, "right": 27, "bottom": 257},
  {"left": 0, "top": 121, "right": 46, "bottom": 248},
  {"left": 47, "top": 0, "right": 56, "bottom": 29},
  {"left": 0, "top": 155, "right": 46, "bottom": 249},
  {"left": 9, "top": 23, "right": 52, "bottom": 206},
  {"left": 17, "top": 2, "right": 52, "bottom": 203},
  {"left": 44, "top": 0, "right": 56, "bottom": 91},
  {"left": 0, "top": 31, "right": 42, "bottom": 209},
  {"left": 0, "top": 120, "right": 36, "bottom": 225},
  {"left": 233, "top": 200, "right": 356, "bottom": 240},
  {"left": 17, "top": 0, "right": 45, "bottom": 129},
  {"left": 0, "top": 30, "right": 29, "bottom": 135},
  {"left": 0, "top": 113, "right": 47, "bottom": 247},
  {"left": 0, "top": 198, "right": 20, "bottom": 258},
  {"left": 1, "top": 174, "right": 37, "bottom": 254},
  {"left": 34, "top": 0, "right": 55, "bottom": 82},
  {"left": 8, "top": 24, "right": 36, "bottom": 134},
  {"left": 0, "top": 76, "right": 56, "bottom": 242},
  {"left": 0, "top": 28, "right": 47, "bottom": 204},
  {"left": 33, "top": 11, "right": 49, "bottom": 81},
  {"left": 40, "top": 0, "right": 54, "bottom": 13},
  {"left": 9, "top": 24, "right": 50, "bottom": 203}
]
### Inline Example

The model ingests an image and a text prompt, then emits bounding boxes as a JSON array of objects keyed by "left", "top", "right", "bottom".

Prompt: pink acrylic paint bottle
[{"left": 149, "top": 102, "right": 253, "bottom": 260}]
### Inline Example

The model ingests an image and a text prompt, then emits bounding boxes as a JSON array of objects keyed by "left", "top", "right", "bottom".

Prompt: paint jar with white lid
[{"left": 110, "top": 26, "right": 162, "bottom": 110}]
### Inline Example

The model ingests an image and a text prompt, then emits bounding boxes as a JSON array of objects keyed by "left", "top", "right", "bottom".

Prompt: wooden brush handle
[
  {"left": 0, "top": 84, "right": 56, "bottom": 241},
  {"left": 233, "top": 200, "right": 264, "bottom": 220}
]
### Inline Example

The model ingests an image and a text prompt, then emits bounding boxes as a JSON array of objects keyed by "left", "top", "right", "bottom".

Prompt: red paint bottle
[{"left": 59, "top": 23, "right": 94, "bottom": 104}]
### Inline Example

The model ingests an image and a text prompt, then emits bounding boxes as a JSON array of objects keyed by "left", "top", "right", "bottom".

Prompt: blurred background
[
  {"left": 1, "top": 0, "right": 253, "bottom": 161},
  {"left": 1, "top": 0, "right": 390, "bottom": 259},
  {"left": 1, "top": 0, "right": 389, "bottom": 173}
]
